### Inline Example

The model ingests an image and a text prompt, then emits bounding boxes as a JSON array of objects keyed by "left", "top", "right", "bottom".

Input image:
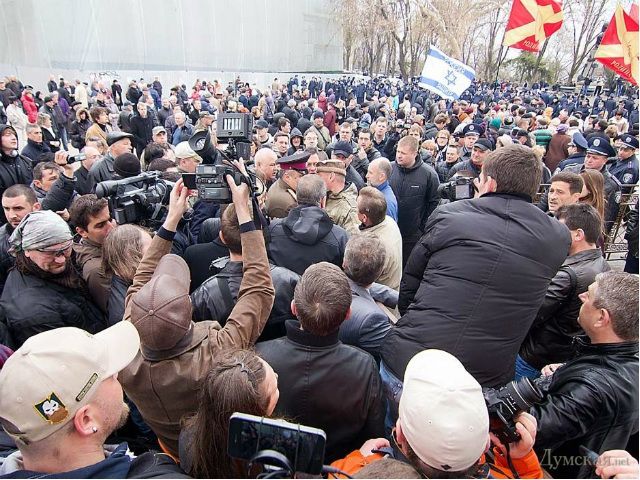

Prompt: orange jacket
[{"left": 330, "top": 447, "right": 543, "bottom": 479}]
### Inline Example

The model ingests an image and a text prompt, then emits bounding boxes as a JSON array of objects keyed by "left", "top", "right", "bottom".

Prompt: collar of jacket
[
  {"left": 479, "top": 191, "right": 533, "bottom": 203},
  {"left": 376, "top": 180, "right": 390, "bottom": 192},
  {"left": 140, "top": 323, "right": 207, "bottom": 361},
  {"left": 396, "top": 156, "right": 424, "bottom": 173},
  {"left": 573, "top": 336, "right": 639, "bottom": 357},
  {"left": 284, "top": 319, "right": 340, "bottom": 348},
  {"left": 564, "top": 248, "right": 604, "bottom": 265}
]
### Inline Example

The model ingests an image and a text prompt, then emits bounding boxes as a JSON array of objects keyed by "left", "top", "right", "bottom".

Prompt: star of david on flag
[{"left": 418, "top": 46, "right": 475, "bottom": 100}]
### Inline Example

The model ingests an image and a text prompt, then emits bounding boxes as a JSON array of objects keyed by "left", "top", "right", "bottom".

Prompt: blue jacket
[
  {"left": 0, "top": 442, "right": 188, "bottom": 478},
  {"left": 376, "top": 181, "right": 398, "bottom": 222}
]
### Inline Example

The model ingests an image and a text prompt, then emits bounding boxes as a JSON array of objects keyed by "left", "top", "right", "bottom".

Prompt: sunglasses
[{"left": 36, "top": 240, "right": 73, "bottom": 258}]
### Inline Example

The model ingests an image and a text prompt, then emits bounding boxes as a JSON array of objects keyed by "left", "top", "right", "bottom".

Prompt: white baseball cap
[
  {"left": 399, "top": 350, "right": 489, "bottom": 472},
  {"left": 0, "top": 322, "right": 140, "bottom": 443},
  {"left": 174, "top": 141, "right": 202, "bottom": 161}
]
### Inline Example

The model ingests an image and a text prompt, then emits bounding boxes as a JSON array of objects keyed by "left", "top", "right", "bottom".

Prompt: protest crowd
[{"left": 0, "top": 70, "right": 638, "bottom": 480}]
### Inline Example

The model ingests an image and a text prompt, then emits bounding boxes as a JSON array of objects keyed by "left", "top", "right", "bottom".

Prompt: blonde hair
[{"left": 102, "top": 224, "right": 151, "bottom": 281}]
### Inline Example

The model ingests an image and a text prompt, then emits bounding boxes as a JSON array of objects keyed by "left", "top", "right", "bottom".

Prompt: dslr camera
[
  {"left": 438, "top": 176, "right": 476, "bottom": 201},
  {"left": 95, "top": 172, "right": 172, "bottom": 226},
  {"left": 483, "top": 377, "right": 543, "bottom": 445},
  {"left": 186, "top": 113, "right": 257, "bottom": 203}
]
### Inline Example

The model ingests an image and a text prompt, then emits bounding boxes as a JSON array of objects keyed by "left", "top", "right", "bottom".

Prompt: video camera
[
  {"left": 228, "top": 413, "right": 327, "bottom": 477},
  {"left": 438, "top": 176, "right": 476, "bottom": 201},
  {"left": 186, "top": 113, "right": 258, "bottom": 203},
  {"left": 483, "top": 377, "right": 543, "bottom": 445},
  {"left": 95, "top": 172, "right": 172, "bottom": 226}
]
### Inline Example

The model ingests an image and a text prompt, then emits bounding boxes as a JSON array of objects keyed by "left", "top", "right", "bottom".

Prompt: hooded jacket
[
  {"left": 267, "top": 204, "right": 349, "bottom": 275},
  {"left": 69, "top": 108, "right": 92, "bottom": 149},
  {"left": 0, "top": 125, "right": 34, "bottom": 225},
  {"left": 20, "top": 93, "right": 38, "bottom": 124}
]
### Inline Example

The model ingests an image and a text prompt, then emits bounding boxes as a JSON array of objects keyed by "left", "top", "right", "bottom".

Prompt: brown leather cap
[{"left": 130, "top": 254, "right": 192, "bottom": 351}]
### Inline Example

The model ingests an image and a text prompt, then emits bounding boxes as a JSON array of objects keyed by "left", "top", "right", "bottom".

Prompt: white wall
[{"left": 0, "top": 0, "right": 343, "bottom": 91}]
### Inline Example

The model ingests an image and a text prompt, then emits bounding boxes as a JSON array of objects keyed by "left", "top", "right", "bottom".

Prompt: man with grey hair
[
  {"left": 339, "top": 235, "right": 395, "bottom": 361},
  {"left": 531, "top": 271, "right": 638, "bottom": 479},
  {"left": 267, "top": 174, "right": 348, "bottom": 275},
  {"left": 0, "top": 210, "right": 105, "bottom": 348},
  {"left": 171, "top": 111, "right": 193, "bottom": 146},
  {"left": 366, "top": 157, "right": 397, "bottom": 222}
]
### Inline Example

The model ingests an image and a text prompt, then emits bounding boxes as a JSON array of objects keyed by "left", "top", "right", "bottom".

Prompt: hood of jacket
[
  {"left": 282, "top": 204, "right": 335, "bottom": 245},
  {"left": 75, "top": 107, "right": 90, "bottom": 121}
]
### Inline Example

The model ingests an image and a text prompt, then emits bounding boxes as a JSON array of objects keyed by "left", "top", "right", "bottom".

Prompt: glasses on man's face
[{"left": 36, "top": 240, "right": 73, "bottom": 259}]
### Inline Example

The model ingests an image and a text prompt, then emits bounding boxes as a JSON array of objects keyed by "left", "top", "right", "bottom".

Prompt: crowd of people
[{"left": 0, "top": 71, "right": 638, "bottom": 479}]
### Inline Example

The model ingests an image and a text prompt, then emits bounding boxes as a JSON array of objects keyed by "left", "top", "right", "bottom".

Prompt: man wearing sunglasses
[{"left": 0, "top": 209, "right": 105, "bottom": 349}]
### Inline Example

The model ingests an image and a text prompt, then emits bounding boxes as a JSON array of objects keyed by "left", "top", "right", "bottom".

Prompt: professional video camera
[
  {"left": 483, "top": 377, "right": 543, "bottom": 445},
  {"left": 438, "top": 176, "right": 476, "bottom": 201},
  {"left": 186, "top": 114, "right": 258, "bottom": 203},
  {"left": 95, "top": 171, "right": 172, "bottom": 226}
]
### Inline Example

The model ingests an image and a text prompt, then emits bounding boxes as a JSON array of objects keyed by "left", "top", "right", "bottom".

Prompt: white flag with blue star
[{"left": 418, "top": 46, "right": 475, "bottom": 99}]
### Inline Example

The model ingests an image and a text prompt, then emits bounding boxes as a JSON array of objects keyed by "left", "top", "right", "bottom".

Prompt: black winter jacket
[
  {"left": 257, "top": 320, "right": 385, "bottom": 462},
  {"left": 267, "top": 204, "right": 349, "bottom": 275},
  {"left": 0, "top": 144, "right": 34, "bottom": 225},
  {"left": 130, "top": 115, "right": 156, "bottom": 155},
  {"left": 388, "top": 156, "right": 439, "bottom": 261},
  {"left": 20, "top": 139, "right": 51, "bottom": 165},
  {"left": 0, "top": 224, "right": 13, "bottom": 294},
  {"left": 0, "top": 267, "right": 106, "bottom": 348},
  {"left": 520, "top": 249, "right": 610, "bottom": 369},
  {"left": 382, "top": 193, "right": 571, "bottom": 387},
  {"left": 191, "top": 259, "right": 300, "bottom": 341},
  {"left": 532, "top": 339, "right": 639, "bottom": 479}
]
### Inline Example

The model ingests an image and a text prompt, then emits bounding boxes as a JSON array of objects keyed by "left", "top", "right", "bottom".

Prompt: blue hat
[
  {"left": 570, "top": 132, "right": 588, "bottom": 150},
  {"left": 587, "top": 137, "right": 616, "bottom": 158},
  {"left": 619, "top": 135, "right": 639, "bottom": 150},
  {"left": 463, "top": 123, "right": 484, "bottom": 137}
]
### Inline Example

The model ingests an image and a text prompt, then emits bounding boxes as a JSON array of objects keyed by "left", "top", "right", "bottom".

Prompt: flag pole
[{"left": 494, "top": 29, "right": 508, "bottom": 90}]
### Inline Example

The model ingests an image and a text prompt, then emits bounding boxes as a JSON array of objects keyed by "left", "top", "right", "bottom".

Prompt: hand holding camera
[{"left": 489, "top": 412, "right": 537, "bottom": 460}]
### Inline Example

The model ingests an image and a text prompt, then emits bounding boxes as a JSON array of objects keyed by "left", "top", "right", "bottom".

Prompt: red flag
[
  {"left": 594, "top": 4, "right": 639, "bottom": 85},
  {"left": 629, "top": 1, "right": 639, "bottom": 23},
  {"left": 503, "top": 0, "right": 564, "bottom": 52}
]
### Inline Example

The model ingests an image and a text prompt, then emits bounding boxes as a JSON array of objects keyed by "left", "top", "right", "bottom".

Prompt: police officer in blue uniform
[
  {"left": 609, "top": 135, "right": 639, "bottom": 192},
  {"left": 564, "top": 137, "right": 621, "bottom": 232},
  {"left": 458, "top": 123, "right": 484, "bottom": 162},
  {"left": 555, "top": 131, "right": 588, "bottom": 173}
]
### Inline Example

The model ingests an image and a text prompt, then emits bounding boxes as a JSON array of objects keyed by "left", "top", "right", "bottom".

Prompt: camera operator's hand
[
  {"left": 225, "top": 173, "right": 252, "bottom": 225},
  {"left": 233, "top": 158, "right": 249, "bottom": 178},
  {"left": 596, "top": 450, "right": 639, "bottom": 479},
  {"left": 489, "top": 412, "right": 537, "bottom": 460},
  {"left": 53, "top": 150, "right": 74, "bottom": 177},
  {"left": 541, "top": 363, "right": 564, "bottom": 377},
  {"left": 163, "top": 178, "right": 190, "bottom": 232},
  {"left": 359, "top": 438, "right": 390, "bottom": 457}
]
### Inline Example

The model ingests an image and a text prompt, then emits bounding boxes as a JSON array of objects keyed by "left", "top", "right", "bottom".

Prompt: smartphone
[
  {"left": 181, "top": 173, "right": 197, "bottom": 189},
  {"left": 227, "top": 413, "right": 326, "bottom": 475}
]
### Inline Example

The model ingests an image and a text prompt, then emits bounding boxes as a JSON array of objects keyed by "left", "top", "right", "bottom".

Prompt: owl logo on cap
[
  {"left": 34, "top": 392, "right": 69, "bottom": 424},
  {"left": 594, "top": 138, "right": 601, "bottom": 147}
]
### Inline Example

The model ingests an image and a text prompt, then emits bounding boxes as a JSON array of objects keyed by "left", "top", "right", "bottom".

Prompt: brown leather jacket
[{"left": 120, "top": 228, "right": 274, "bottom": 456}]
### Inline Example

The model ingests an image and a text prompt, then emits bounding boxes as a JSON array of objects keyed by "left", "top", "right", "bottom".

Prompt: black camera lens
[{"left": 504, "top": 377, "right": 543, "bottom": 411}]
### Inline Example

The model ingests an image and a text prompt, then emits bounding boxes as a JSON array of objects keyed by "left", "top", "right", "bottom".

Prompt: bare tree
[{"left": 564, "top": 0, "right": 609, "bottom": 83}]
